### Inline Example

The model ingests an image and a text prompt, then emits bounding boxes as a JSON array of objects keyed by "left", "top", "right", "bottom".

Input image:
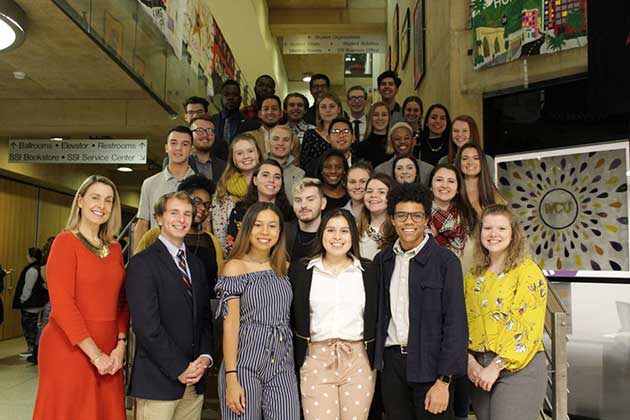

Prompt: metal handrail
[{"left": 542, "top": 281, "right": 569, "bottom": 420}]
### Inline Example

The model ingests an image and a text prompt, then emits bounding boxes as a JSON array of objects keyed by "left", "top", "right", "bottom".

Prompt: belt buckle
[{"left": 400, "top": 346, "right": 408, "bottom": 355}]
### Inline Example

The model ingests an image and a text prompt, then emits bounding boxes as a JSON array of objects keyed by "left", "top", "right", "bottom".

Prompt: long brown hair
[
  {"left": 469, "top": 204, "right": 530, "bottom": 276},
  {"left": 357, "top": 173, "right": 397, "bottom": 248},
  {"left": 227, "top": 202, "right": 288, "bottom": 275},
  {"left": 215, "top": 133, "right": 262, "bottom": 202},
  {"left": 429, "top": 162, "right": 477, "bottom": 232},
  {"left": 309, "top": 209, "right": 362, "bottom": 260},
  {"left": 66, "top": 175, "right": 121, "bottom": 243},
  {"left": 455, "top": 143, "right": 503, "bottom": 212},
  {"left": 448, "top": 114, "right": 482, "bottom": 163}
]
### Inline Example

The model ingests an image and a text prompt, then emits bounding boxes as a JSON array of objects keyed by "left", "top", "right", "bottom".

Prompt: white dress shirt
[
  {"left": 385, "top": 235, "right": 430, "bottom": 347},
  {"left": 308, "top": 256, "right": 365, "bottom": 342}
]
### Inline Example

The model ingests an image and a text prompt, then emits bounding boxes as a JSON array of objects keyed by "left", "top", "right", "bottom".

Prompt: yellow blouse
[{"left": 464, "top": 258, "right": 547, "bottom": 371}]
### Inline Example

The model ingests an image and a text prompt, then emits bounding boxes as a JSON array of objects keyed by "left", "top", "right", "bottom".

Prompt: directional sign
[
  {"left": 8, "top": 139, "right": 147, "bottom": 164},
  {"left": 282, "top": 34, "right": 386, "bottom": 54}
]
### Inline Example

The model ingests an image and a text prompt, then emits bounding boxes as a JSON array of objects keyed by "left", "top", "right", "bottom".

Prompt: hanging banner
[
  {"left": 495, "top": 141, "right": 630, "bottom": 278},
  {"left": 471, "top": 0, "right": 588, "bottom": 70},
  {"left": 8, "top": 139, "right": 147, "bottom": 164}
]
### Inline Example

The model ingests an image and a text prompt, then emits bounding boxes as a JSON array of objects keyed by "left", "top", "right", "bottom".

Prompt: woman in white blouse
[{"left": 289, "top": 209, "right": 378, "bottom": 420}]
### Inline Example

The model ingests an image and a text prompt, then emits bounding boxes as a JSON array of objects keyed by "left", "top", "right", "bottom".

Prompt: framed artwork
[
  {"left": 386, "top": 46, "right": 391, "bottom": 70},
  {"left": 413, "top": 0, "right": 425, "bottom": 88},
  {"left": 495, "top": 141, "right": 630, "bottom": 279},
  {"left": 391, "top": 4, "right": 399, "bottom": 71},
  {"left": 401, "top": 7, "right": 411, "bottom": 69}
]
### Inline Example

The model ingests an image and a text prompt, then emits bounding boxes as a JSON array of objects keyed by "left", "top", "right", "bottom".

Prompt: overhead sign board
[
  {"left": 282, "top": 34, "right": 386, "bottom": 54},
  {"left": 8, "top": 139, "right": 147, "bottom": 164}
]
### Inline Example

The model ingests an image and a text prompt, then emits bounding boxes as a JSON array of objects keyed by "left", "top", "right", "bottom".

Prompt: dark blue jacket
[
  {"left": 373, "top": 237, "right": 468, "bottom": 383},
  {"left": 126, "top": 240, "right": 213, "bottom": 400}
]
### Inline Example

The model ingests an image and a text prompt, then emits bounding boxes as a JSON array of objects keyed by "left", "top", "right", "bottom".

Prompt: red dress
[{"left": 33, "top": 231, "right": 129, "bottom": 420}]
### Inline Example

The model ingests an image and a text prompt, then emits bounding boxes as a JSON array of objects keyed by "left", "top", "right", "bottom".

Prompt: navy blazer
[
  {"left": 373, "top": 237, "right": 468, "bottom": 383},
  {"left": 126, "top": 239, "right": 213, "bottom": 400}
]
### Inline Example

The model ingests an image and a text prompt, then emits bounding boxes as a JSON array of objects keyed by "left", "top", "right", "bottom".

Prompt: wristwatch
[
  {"left": 437, "top": 375, "right": 452, "bottom": 384},
  {"left": 494, "top": 356, "right": 505, "bottom": 370}
]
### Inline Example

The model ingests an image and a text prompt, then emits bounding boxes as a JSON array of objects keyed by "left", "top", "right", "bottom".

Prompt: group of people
[{"left": 30, "top": 70, "right": 549, "bottom": 420}]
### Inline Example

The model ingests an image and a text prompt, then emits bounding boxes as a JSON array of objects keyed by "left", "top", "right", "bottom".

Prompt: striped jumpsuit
[{"left": 215, "top": 269, "right": 300, "bottom": 420}]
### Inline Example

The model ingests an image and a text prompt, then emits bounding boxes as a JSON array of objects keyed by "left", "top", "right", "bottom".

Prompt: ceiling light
[
  {"left": 50, "top": 136, "right": 63, "bottom": 142},
  {"left": 302, "top": 73, "right": 312, "bottom": 82},
  {"left": 117, "top": 166, "right": 133, "bottom": 173},
  {"left": 0, "top": 1, "right": 27, "bottom": 53}
]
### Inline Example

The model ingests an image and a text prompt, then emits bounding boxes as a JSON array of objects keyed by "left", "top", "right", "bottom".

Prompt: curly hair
[
  {"left": 178, "top": 174, "right": 216, "bottom": 197},
  {"left": 386, "top": 182, "right": 433, "bottom": 217},
  {"left": 469, "top": 204, "right": 530, "bottom": 276}
]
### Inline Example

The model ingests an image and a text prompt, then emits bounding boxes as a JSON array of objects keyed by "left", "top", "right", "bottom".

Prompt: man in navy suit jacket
[{"left": 126, "top": 191, "right": 213, "bottom": 420}]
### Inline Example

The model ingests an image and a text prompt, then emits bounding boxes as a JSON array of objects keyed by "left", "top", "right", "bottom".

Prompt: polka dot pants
[{"left": 299, "top": 339, "right": 376, "bottom": 420}]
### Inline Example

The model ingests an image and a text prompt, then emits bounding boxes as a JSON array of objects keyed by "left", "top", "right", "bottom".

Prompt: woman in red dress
[{"left": 33, "top": 175, "right": 129, "bottom": 420}]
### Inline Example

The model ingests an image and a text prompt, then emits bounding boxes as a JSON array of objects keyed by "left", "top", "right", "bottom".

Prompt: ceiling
[
  {"left": 0, "top": 0, "right": 180, "bottom": 190},
  {"left": 269, "top": 0, "right": 385, "bottom": 89},
  {"left": 0, "top": 0, "right": 386, "bottom": 194}
]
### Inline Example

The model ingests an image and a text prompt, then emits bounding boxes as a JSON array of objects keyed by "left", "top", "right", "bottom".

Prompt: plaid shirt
[
  {"left": 240, "top": 103, "right": 259, "bottom": 121},
  {"left": 428, "top": 203, "right": 467, "bottom": 255}
]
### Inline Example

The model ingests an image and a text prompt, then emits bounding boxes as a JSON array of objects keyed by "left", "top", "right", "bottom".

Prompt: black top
[
  {"left": 184, "top": 232, "right": 219, "bottom": 298},
  {"left": 290, "top": 230, "right": 317, "bottom": 263},
  {"left": 289, "top": 258, "right": 378, "bottom": 369},
  {"left": 415, "top": 137, "right": 448, "bottom": 167},
  {"left": 354, "top": 133, "right": 391, "bottom": 168},
  {"left": 299, "top": 129, "right": 330, "bottom": 169},
  {"left": 323, "top": 193, "right": 350, "bottom": 214}
]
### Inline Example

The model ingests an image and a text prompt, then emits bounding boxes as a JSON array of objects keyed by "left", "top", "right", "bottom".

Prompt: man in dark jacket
[{"left": 373, "top": 183, "right": 468, "bottom": 419}]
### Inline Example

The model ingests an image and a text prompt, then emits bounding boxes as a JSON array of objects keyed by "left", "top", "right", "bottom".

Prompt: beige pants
[
  {"left": 300, "top": 339, "right": 376, "bottom": 420},
  {"left": 135, "top": 385, "right": 204, "bottom": 420}
]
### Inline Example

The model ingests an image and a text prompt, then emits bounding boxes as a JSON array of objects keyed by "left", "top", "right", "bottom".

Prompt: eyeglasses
[
  {"left": 185, "top": 110, "right": 205, "bottom": 117},
  {"left": 393, "top": 211, "right": 425, "bottom": 222},
  {"left": 192, "top": 127, "right": 215, "bottom": 136},
  {"left": 330, "top": 128, "right": 352, "bottom": 136},
  {"left": 348, "top": 95, "right": 365, "bottom": 102},
  {"left": 192, "top": 197, "right": 212, "bottom": 211}
]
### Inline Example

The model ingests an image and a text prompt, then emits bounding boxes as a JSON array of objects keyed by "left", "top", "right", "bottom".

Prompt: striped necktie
[{"left": 176, "top": 250, "right": 192, "bottom": 295}]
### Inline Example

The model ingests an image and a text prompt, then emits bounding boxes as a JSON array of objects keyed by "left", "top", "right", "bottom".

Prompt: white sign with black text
[
  {"left": 282, "top": 34, "right": 386, "bottom": 54},
  {"left": 8, "top": 139, "right": 148, "bottom": 164}
]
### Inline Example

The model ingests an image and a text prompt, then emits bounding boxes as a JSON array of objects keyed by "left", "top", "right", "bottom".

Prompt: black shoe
[{"left": 27, "top": 346, "right": 38, "bottom": 364}]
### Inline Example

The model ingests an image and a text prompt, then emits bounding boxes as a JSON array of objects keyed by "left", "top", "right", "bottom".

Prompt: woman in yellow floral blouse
[{"left": 464, "top": 204, "right": 547, "bottom": 420}]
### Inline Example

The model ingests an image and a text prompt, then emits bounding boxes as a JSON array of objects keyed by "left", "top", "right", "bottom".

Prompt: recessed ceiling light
[
  {"left": 302, "top": 73, "right": 312, "bottom": 82},
  {"left": 117, "top": 166, "right": 133, "bottom": 173},
  {"left": 50, "top": 136, "right": 63, "bottom": 142},
  {"left": 0, "top": 1, "right": 27, "bottom": 53}
]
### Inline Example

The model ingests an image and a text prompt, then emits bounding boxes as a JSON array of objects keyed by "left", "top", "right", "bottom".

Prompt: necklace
[
  {"left": 75, "top": 231, "right": 110, "bottom": 258},
  {"left": 427, "top": 138, "right": 444, "bottom": 152},
  {"left": 367, "top": 224, "right": 384, "bottom": 244},
  {"left": 244, "top": 254, "right": 270, "bottom": 264}
]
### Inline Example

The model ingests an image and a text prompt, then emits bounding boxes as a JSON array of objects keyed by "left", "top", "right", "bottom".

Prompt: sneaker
[{"left": 19, "top": 351, "right": 32, "bottom": 358}]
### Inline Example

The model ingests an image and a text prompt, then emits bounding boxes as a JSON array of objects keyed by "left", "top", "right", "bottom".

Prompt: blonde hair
[
  {"left": 66, "top": 175, "right": 121, "bottom": 243},
  {"left": 269, "top": 124, "right": 293, "bottom": 137},
  {"left": 315, "top": 93, "right": 343, "bottom": 129},
  {"left": 364, "top": 102, "right": 390, "bottom": 138},
  {"left": 228, "top": 202, "right": 288, "bottom": 275},
  {"left": 469, "top": 204, "right": 530, "bottom": 276},
  {"left": 215, "top": 133, "right": 261, "bottom": 202}
]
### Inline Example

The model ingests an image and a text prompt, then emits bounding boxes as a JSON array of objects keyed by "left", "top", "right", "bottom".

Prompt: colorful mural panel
[{"left": 471, "top": 0, "right": 588, "bottom": 70}]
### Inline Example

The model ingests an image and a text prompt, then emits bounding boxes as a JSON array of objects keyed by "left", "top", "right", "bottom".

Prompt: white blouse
[{"left": 307, "top": 256, "right": 366, "bottom": 342}]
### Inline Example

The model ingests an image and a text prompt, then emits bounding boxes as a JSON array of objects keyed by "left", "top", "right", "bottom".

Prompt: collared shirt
[
  {"left": 158, "top": 235, "right": 191, "bottom": 283},
  {"left": 287, "top": 120, "right": 316, "bottom": 144},
  {"left": 386, "top": 235, "right": 430, "bottom": 347},
  {"left": 193, "top": 154, "right": 214, "bottom": 180},
  {"left": 307, "top": 255, "right": 365, "bottom": 342},
  {"left": 137, "top": 166, "right": 196, "bottom": 228}
]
